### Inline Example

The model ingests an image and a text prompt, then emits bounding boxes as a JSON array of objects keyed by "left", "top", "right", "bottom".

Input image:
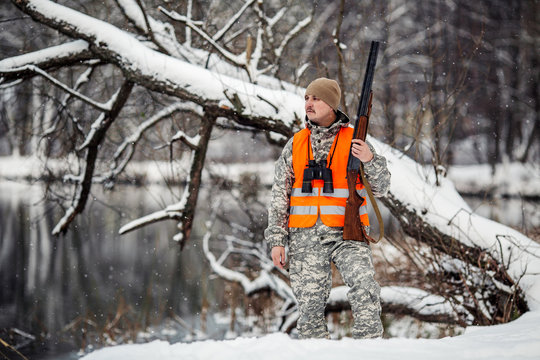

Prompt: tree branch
[
  {"left": 0, "top": 40, "right": 95, "bottom": 83},
  {"left": 1, "top": 64, "right": 111, "bottom": 111},
  {"left": 11, "top": 0, "right": 296, "bottom": 138},
  {"left": 119, "top": 110, "right": 215, "bottom": 248},
  {"left": 380, "top": 191, "right": 529, "bottom": 319},
  {"left": 52, "top": 80, "right": 134, "bottom": 235}
]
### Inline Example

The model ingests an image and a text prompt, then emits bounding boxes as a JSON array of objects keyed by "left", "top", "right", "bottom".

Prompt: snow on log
[
  {"left": 0, "top": 40, "right": 93, "bottom": 84},
  {"left": 326, "top": 285, "right": 459, "bottom": 324},
  {"left": 370, "top": 137, "right": 540, "bottom": 311}
]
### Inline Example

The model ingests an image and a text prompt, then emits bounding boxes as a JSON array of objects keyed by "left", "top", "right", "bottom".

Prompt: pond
[
  {"left": 0, "top": 181, "right": 234, "bottom": 359},
  {"left": 0, "top": 180, "right": 538, "bottom": 359}
]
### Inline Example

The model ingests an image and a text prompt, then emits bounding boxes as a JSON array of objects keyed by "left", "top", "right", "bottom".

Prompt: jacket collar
[{"left": 305, "top": 110, "right": 350, "bottom": 135}]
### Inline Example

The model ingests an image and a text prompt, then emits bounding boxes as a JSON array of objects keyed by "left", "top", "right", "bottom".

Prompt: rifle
[{"left": 343, "top": 40, "right": 384, "bottom": 243}]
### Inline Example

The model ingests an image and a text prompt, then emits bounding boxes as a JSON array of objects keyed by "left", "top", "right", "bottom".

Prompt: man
[{"left": 264, "top": 77, "right": 391, "bottom": 339}]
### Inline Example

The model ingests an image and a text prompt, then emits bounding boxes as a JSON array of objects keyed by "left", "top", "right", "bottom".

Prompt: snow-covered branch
[
  {"left": 167, "top": 130, "right": 201, "bottom": 151},
  {"left": 211, "top": 0, "right": 257, "bottom": 42},
  {"left": 0, "top": 40, "right": 94, "bottom": 84},
  {"left": 118, "top": 200, "right": 184, "bottom": 235},
  {"left": 274, "top": 15, "right": 312, "bottom": 61},
  {"left": 327, "top": 285, "right": 461, "bottom": 324},
  {"left": 159, "top": 0, "right": 311, "bottom": 82},
  {"left": 159, "top": 7, "right": 247, "bottom": 69},
  {"left": 115, "top": 0, "right": 190, "bottom": 60},
  {"left": 10, "top": 0, "right": 300, "bottom": 136}
]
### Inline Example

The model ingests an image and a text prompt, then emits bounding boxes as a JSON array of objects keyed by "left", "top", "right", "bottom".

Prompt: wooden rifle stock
[
  {"left": 344, "top": 168, "right": 373, "bottom": 242},
  {"left": 343, "top": 41, "right": 382, "bottom": 243}
]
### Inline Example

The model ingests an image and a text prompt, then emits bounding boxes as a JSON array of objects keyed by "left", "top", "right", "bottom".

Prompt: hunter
[{"left": 264, "top": 77, "right": 391, "bottom": 339}]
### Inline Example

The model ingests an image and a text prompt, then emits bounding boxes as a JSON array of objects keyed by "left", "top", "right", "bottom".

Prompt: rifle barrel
[
  {"left": 347, "top": 41, "right": 380, "bottom": 172},
  {"left": 357, "top": 41, "right": 380, "bottom": 118}
]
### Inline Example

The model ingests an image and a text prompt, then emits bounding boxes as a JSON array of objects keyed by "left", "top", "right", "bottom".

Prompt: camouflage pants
[{"left": 289, "top": 232, "right": 383, "bottom": 339}]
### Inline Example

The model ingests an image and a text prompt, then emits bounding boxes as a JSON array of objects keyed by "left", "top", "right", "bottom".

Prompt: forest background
[{"left": 0, "top": 0, "right": 538, "bottom": 359}]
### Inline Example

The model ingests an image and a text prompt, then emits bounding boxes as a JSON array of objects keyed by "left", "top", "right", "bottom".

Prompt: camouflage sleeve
[
  {"left": 264, "top": 137, "right": 295, "bottom": 248},
  {"left": 363, "top": 141, "right": 391, "bottom": 197}
]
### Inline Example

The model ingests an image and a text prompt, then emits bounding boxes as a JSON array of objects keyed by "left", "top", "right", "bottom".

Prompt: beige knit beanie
[{"left": 305, "top": 77, "right": 341, "bottom": 110}]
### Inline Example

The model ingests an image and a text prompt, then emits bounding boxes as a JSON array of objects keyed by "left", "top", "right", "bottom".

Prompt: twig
[
  {"left": 1, "top": 65, "right": 111, "bottom": 111},
  {"left": 0, "top": 337, "right": 30, "bottom": 360}
]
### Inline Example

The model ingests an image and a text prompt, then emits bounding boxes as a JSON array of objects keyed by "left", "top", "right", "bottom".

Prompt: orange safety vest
[{"left": 288, "top": 127, "right": 369, "bottom": 228}]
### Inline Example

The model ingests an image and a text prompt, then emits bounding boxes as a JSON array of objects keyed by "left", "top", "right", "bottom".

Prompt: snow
[
  {"left": 1, "top": 156, "right": 537, "bottom": 200},
  {"left": 370, "top": 136, "right": 540, "bottom": 311},
  {"left": 0, "top": 40, "right": 89, "bottom": 68},
  {"left": 81, "top": 310, "right": 540, "bottom": 360},
  {"left": 448, "top": 162, "right": 540, "bottom": 198},
  {"left": 380, "top": 286, "right": 458, "bottom": 318},
  {"left": 7, "top": 0, "right": 305, "bottom": 125}
]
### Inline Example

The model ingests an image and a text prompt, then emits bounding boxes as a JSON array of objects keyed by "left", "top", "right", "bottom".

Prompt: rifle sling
[{"left": 359, "top": 165, "right": 384, "bottom": 243}]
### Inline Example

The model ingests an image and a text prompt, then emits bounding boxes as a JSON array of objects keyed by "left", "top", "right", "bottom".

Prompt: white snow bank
[
  {"left": 3, "top": 155, "right": 540, "bottom": 201},
  {"left": 448, "top": 162, "right": 540, "bottom": 198},
  {"left": 80, "top": 310, "right": 540, "bottom": 360}
]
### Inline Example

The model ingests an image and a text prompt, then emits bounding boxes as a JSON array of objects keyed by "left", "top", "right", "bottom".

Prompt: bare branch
[
  {"left": 42, "top": 62, "right": 99, "bottom": 137},
  {"left": 159, "top": 7, "right": 245, "bottom": 67},
  {"left": 1, "top": 64, "right": 111, "bottom": 111},
  {"left": 52, "top": 80, "right": 134, "bottom": 235},
  {"left": 119, "top": 111, "right": 215, "bottom": 248},
  {"left": 100, "top": 102, "right": 203, "bottom": 183},
  {"left": 212, "top": 0, "right": 257, "bottom": 42},
  {"left": 167, "top": 130, "right": 200, "bottom": 150}
]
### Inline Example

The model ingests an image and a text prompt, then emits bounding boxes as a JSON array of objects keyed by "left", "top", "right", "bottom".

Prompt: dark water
[
  {"left": 0, "top": 181, "right": 229, "bottom": 359},
  {"left": 0, "top": 180, "right": 537, "bottom": 359}
]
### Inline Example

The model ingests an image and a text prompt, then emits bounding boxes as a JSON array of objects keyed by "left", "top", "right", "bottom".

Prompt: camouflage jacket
[{"left": 264, "top": 110, "right": 391, "bottom": 248}]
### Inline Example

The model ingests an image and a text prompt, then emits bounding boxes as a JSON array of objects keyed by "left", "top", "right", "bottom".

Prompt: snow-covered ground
[
  {"left": 81, "top": 310, "right": 540, "bottom": 360},
  {"left": 447, "top": 162, "right": 540, "bottom": 198}
]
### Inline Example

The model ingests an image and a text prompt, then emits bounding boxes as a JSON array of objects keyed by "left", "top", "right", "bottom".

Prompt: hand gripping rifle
[{"left": 343, "top": 40, "right": 384, "bottom": 243}]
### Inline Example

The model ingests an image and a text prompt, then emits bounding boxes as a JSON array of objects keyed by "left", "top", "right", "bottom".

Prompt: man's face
[{"left": 305, "top": 94, "right": 336, "bottom": 127}]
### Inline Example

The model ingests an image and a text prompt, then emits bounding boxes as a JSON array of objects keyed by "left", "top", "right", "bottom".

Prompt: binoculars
[{"left": 302, "top": 159, "right": 334, "bottom": 193}]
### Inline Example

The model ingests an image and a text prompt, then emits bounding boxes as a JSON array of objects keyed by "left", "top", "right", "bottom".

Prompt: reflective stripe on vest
[{"left": 288, "top": 127, "right": 370, "bottom": 228}]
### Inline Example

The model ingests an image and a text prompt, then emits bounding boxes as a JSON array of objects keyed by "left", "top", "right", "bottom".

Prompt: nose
[{"left": 305, "top": 97, "right": 313, "bottom": 108}]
